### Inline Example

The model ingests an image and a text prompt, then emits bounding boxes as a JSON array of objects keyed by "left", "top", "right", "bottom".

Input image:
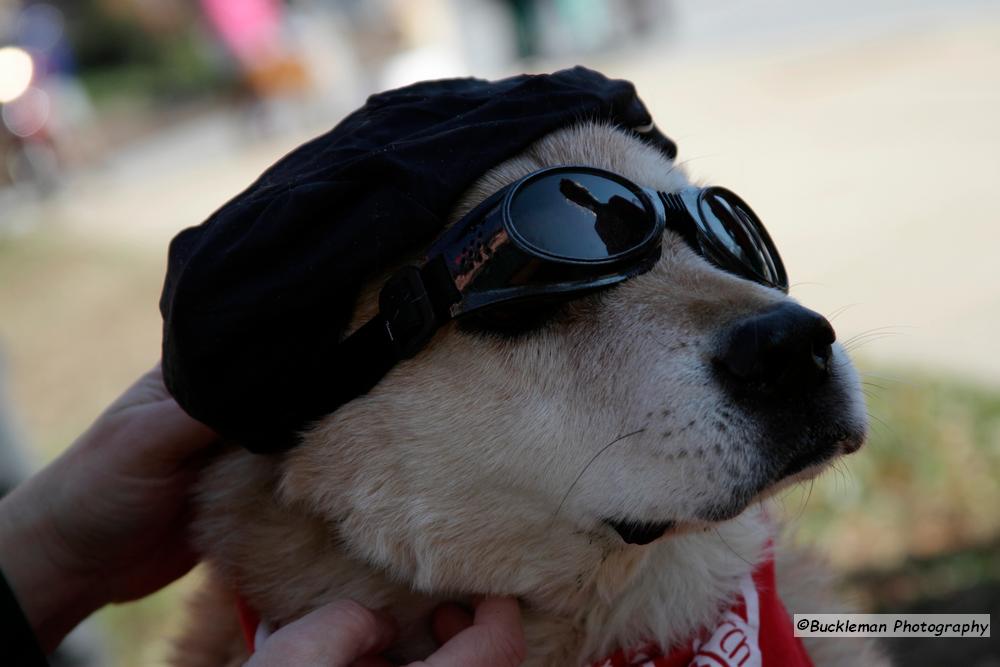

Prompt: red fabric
[
  {"left": 235, "top": 593, "right": 260, "bottom": 653},
  {"left": 590, "top": 556, "right": 813, "bottom": 667},
  {"left": 234, "top": 555, "right": 812, "bottom": 666}
]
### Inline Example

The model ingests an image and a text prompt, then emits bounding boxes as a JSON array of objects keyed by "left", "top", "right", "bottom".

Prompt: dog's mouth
[
  {"left": 699, "top": 430, "right": 866, "bottom": 523},
  {"left": 604, "top": 431, "right": 866, "bottom": 543},
  {"left": 603, "top": 518, "right": 677, "bottom": 545},
  {"left": 776, "top": 439, "right": 839, "bottom": 480},
  {"left": 776, "top": 427, "right": 865, "bottom": 481}
]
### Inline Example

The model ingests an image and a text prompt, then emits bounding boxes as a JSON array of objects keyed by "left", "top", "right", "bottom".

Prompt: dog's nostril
[
  {"left": 716, "top": 303, "right": 836, "bottom": 395},
  {"left": 810, "top": 318, "right": 835, "bottom": 372},
  {"left": 812, "top": 341, "right": 832, "bottom": 373}
]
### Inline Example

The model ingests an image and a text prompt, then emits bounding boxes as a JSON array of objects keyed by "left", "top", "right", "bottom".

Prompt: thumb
[{"left": 246, "top": 600, "right": 397, "bottom": 667}]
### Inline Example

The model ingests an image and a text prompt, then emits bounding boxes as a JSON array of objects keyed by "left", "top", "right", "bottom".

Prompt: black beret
[{"left": 161, "top": 66, "right": 672, "bottom": 453}]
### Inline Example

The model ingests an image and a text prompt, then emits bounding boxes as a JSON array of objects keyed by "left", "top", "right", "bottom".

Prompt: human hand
[
  {"left": 247, "top": 597, "right": 525, "bottom": 667},
  {"left": 0, "top": 364, "right": 218, "bottom": 651}
]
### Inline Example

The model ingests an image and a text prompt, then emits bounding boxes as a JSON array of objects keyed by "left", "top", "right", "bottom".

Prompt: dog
[{"left": 173, "top": 120, "right": 887, "bottom": 666}]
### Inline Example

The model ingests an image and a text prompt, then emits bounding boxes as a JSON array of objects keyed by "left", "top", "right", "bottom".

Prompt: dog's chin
[
  {"left": 603, "top": 431, "right": 866, "bottom": 545},
  {"left": 697, "top": 431, "right": 866, "bottom": 524}
]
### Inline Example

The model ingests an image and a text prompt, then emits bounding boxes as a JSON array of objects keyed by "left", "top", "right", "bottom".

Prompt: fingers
[
  {"left": 140, "top": 396, "right": 220, "bottom": 465},
  {"left": 91, "top": 363, "right": 219, "bottom": 468},
  {"left": 245, "top": 597, "right": 523, "bottom": 667},
  {"left": 430, "top": 602, "right": 473, "bottom": 644},
  {"left": 248, "top": 600, "right": 398, "bottom": 667},
  {"left": 350, "top": 657, "right": 395, "bottom": 667},
  {"left": 105, "top": 364, "right": 174, "bottom": 412},
  {"left": 418, "top": 597, "right": 525, "bottom": 667}
]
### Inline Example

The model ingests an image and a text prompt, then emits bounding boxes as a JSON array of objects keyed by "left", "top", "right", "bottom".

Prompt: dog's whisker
[
  {"left": 840, "top": 325, "right": 909, "bottom": 348},
  {"left": 551, "top": 428, "right": 646, "bottom": 522},
  {"left": 843, "top": 333, "right": 901, "bottom": 353},
  {"left": 826, "top": 303, "right": 858, "bottom": 322},
  {"left": 846, "top": 323, "right": 912, "bottom": 335},
  {"left": 842, "top": 331, "right": 903, "bottom": 348},
  {"left": 774, "top": 490, "right": 789, "bottom": 513},
  {"left": 859, "top": 371, "right": 913, "bottom": 387},
  {"left": 827, "top": 462, "right": 842, "bottom": 492},
  {"left": 712, "top": 527, "right": 755, "bottom": 567},
  {"left": 829, "top": 458, "right": 853, "bottom": 491},
  {"left": 792, "top": 478, "right": 816, "bottom": 525},
  {"left": 866, "top": 410, "right": 893, "bottom": 436},
  {"left": 860, "top": 387, "right": 884, "bottom": 402},
  {"left": 845, "top": 328, "right": 905, "bottom": 341}
]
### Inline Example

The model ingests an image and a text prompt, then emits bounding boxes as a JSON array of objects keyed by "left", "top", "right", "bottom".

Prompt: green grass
[
  {"left": 780, "top": 367, "right": 1000, "bottom": 567},
  {"left": 777, "top": 366, "right": 1000, "bottom": 613}
]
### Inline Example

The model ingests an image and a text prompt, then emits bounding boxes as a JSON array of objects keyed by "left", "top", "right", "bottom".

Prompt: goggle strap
[
  {"left": 377, "top": 261, "right": 464, "bottom": 360},
  {"left": 421, "top": 256, "right": 463, "bottom": 322},
  {"left": 318, "top": 314, "right": 401, "bottom": 419},
  {"left": 319, "top": 260, "right": 459, "bottom": 419},
  {"left": 657, "top": 191, "right": 701, "bottom": 254}
]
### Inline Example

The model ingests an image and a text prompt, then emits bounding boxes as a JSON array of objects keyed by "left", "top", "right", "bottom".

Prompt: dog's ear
[{"left": 629, "top": 122, "right": 678, "bottom": 160}]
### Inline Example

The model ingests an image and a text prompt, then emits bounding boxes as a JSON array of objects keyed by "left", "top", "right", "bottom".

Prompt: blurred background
[{"left": 0, "top": 0, "right": 997, "bottom": 664}]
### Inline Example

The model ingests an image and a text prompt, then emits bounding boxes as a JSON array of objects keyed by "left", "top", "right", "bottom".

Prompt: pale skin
[{"left": 0, "top": 365, "right": 525, "bottom": 666}]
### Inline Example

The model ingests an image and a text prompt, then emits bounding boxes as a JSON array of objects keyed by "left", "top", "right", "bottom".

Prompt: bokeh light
[
  {"left": 0, "top": 45, "right": 34, "bottom": 104},
  {"left": 2, "top": 85, "right": 49, "bottom": 137}
]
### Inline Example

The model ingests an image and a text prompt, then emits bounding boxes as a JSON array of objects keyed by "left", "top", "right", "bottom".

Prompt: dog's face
[{"left": 279, "top": 122, "right": 866, "bottom": 607}]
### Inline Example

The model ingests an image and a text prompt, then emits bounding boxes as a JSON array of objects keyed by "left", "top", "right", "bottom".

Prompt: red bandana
[
  {"left": 590, "top": 557, "right": 813, "bottom": 667},
  {"left": 235, "top": 556, "right": 812, "bottom": 666},
  {"left": 235, "top": 593, "right": 262, "bottom": 652}
]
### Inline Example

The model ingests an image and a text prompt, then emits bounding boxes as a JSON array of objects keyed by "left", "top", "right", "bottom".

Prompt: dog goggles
[{"left": 333, "top": 166, "right": 787, "bottom": 405}]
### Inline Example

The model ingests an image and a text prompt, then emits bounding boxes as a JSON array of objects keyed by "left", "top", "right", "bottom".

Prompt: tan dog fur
[{"left": 173, "top": 122, "right": 886, "bottom": 666}]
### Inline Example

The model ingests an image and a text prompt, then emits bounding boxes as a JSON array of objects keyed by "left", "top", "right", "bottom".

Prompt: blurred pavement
[{"left": 4, "top": 1, "right": 1000, "bottom": 384}]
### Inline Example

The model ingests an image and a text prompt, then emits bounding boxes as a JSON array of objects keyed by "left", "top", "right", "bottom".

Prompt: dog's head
[{"left": 278, "top": 121, "right": 866, "bottom": 609}]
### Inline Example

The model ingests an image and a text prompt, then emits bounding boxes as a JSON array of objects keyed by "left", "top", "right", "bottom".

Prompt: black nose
[{"left": 715, "top": 303, "right": 835, "bottom": 395}]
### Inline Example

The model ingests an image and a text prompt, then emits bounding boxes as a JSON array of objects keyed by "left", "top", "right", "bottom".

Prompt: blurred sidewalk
[{"left": 3, "top": 2, "right": 1000, "bottom": 385}]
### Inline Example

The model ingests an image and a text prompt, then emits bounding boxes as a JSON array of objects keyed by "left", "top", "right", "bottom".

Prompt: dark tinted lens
[
  {"left": 697, "top": 188, "right": 786, "bottom": 289},
  {"left": 507, "top": 170, "right": 655, "bottom": 262}
]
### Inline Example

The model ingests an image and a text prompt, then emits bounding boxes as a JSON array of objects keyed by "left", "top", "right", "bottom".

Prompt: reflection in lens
[
  {"left": 698, "top": 189, "right": 784, "bottom": 288},
  {"left": 508, "top": 170, "right": 653, "bottom": 261},
  {"left": 558, "top": 179, "right": 649, "bottom": 255}
]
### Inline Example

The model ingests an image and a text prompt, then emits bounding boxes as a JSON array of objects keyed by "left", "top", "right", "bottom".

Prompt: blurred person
[
  {"left": 503, "top": 0, "right": 541, "bottom": 58},
  {"left": 499, "top": 0, "right": 671, "bottom": 60},
  {"left": 1, "top": 3, "right": 95, "bottom": 195},
  {"left": 199, "top": 0, "right": 311, "bottom": 133},
  {"left": 0, "top": 364, "right": 524, "bottom": 666}
]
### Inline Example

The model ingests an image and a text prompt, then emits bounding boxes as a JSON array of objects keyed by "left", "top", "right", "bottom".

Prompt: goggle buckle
[{"left": 379, "top": 266, "right": 438, "bottom": 359}]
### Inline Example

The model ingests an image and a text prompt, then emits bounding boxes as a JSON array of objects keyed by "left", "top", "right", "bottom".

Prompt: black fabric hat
[{"left": 161, "top": 66, "right": 673, "bottom": 453}]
